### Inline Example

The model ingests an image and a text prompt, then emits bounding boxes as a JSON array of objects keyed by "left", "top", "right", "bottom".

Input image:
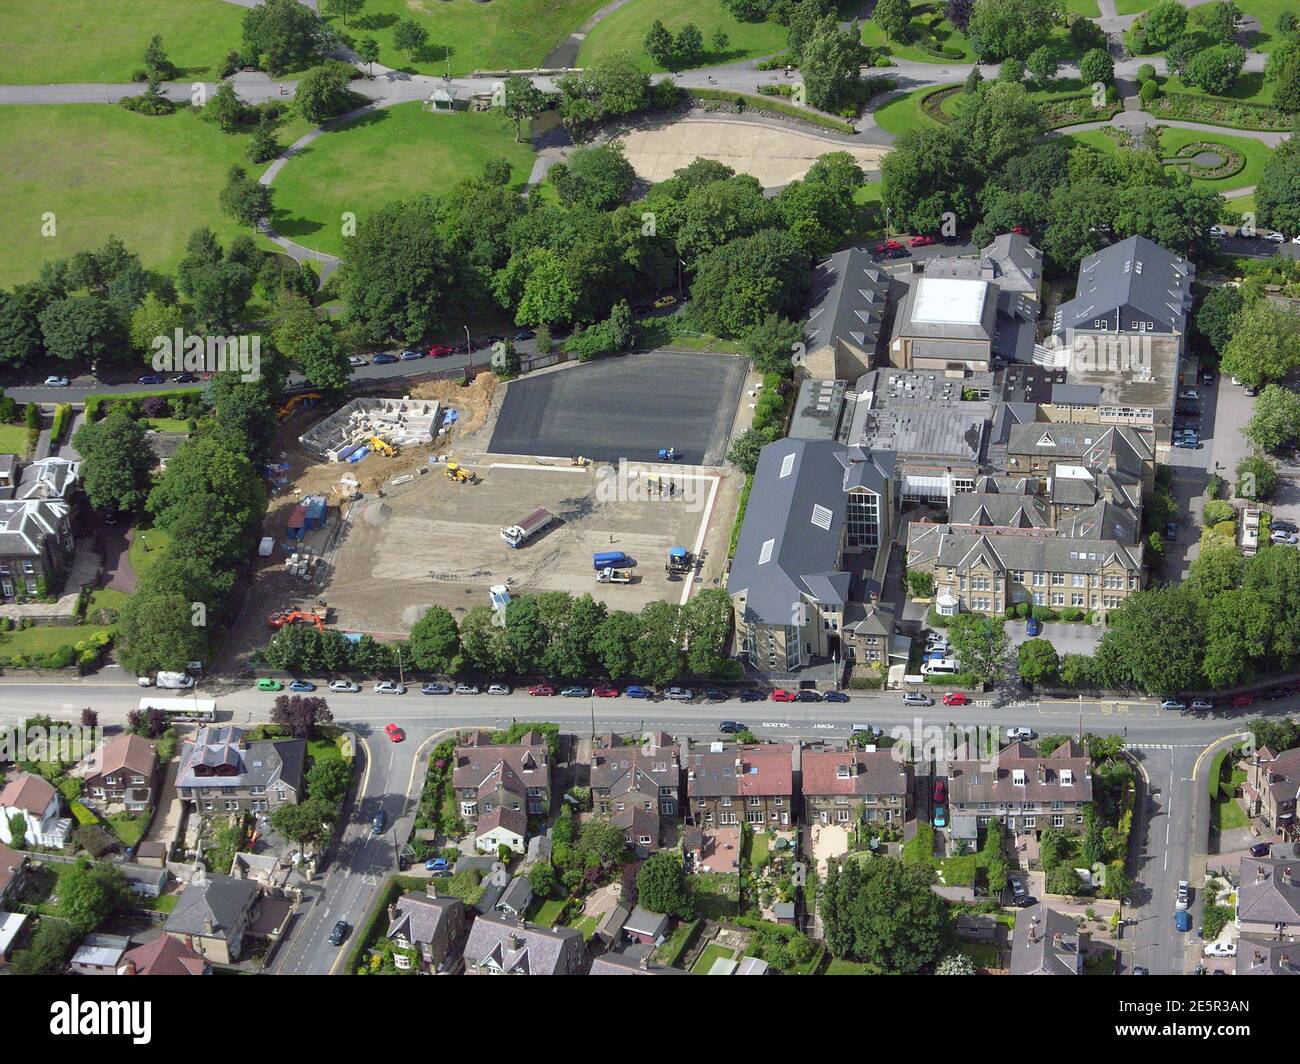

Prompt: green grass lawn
[
  {"left": 0, "top": 622, "right": 114, "bottom": 657},
  {"left": 0, "top": 105, "right": 297, "bottom": 288},
  {"left": 873, "top": 85, "right": 954, "bottom": 135},
  {"left": 1162, "top": 72, "right": 1275, "bottom": 106},
  {"left": 128, "top": 525, "right": 172, "bottom": 584},
  {"left": 1239, "top": 0, "right": 1297, "bottom": 53},
  {"left": 143, "top": 417, "right": 194, "bottom": 434},
  {"left": 106, "top": 811, "right": 148, "bottom": 847},
  {"left": 336, "top": 0, "right": 605, "bottom": 76},
  {"left": 1157, "top": 127, "right": 1274, "bottom": 192},
  {"left": 1064, "top": 0, "right": 1101, "bottom": 14},
  {"left": 862, "top": 2, "right": 976, "bottom": 63},
  {"left": 7, "top": 0, "right": 245, "bottom": 84},
  {"left": 529, "top": 896, "right": 566, "bottom": 925},
  {"left": 578, "top": 0, "right": 789, "bottom": 72},
  {"left": 0, "top": 424, "right": 30, "bottom": 455},
  {"left": 690, "top": 943, "right": 737, "bottom": 974},
  {"left": 747, "top": 831, "right": 771, "bottom": 869},
  {"left": 1114, "top": 0, "right": 1148, "bottom": 13},
  {"left": 825, "top": 956, "right": 877, "bottom": 974},
  {"left": 960, "top": 941, "right": 1001, "bottom": 968},
  {"left": 272, "top": 104, "right": 535, "bottom": 257},
  {"left": 567, "top": 914, "right": 599, "bottom": 940}
]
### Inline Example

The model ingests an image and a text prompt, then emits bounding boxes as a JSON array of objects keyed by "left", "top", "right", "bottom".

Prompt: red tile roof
[
  {"left": 0, "top": 773, "right": 57, "bottom": 815},
  {"left": 802, "top": 748, "right": 909, "bottom": 797},
  {"left": 121, "top": 935, "right": 209, "bottom": 976}
]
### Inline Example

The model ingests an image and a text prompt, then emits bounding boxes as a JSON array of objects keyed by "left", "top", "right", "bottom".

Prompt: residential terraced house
[
  {"left": 176, "top": 726, "right": 306, "bottom": 813},
  {"left": 686, "top": 743, "right": 794, "bottom": 828},
  {"left": 1244, "top": 746, "right": 1300, "bottom": 840},
  {"left": 947, "top": 740, "right": 1092, "bottom": 839},
  {"left": 801, "top": 745, "right": 912, "bottom": 827},
  {"left": 78, "top": 733, "right": 159, "bottom": 811},
  {"left": 462, "top": 913, "right": 583, "bottom": 976},
  {"left": 453, "top": 730, "right": 551, "bottom": 851},
  {"left": 590, "top": 731, "right": 681, "bottom": 855},
  {"left": 727, "top": 438, "right": 894, "bottom": 674},
  {"left": 1236, "top": 855, "right": 1300, "bottom": 939},
  {"left": 0, "top": 772, "right": 71, "bottom": 848},
  {"left": 1236, "top": 935, "right": 1300, "bottom": 975}
]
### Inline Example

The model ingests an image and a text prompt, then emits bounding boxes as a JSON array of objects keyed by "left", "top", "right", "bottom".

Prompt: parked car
[
  {"left": 421, "top": 682, "right": 451, "bottom": 695},
  {"left": 654, "top": 295, "right": 676, "bottom": 308},
  {"left": 909, "top": 234, "right": 936, "bottom": 247},
  {"left": 1271, "top": 520, "right": 1299, "bottom": 534},
  {"left": 487, "top": 684, "right": 511, "bottom": 695},
  {"left": 173, "top": 372, "right": 198, "bottom": 383},
  {"left": 592, "top": 685, "right": 618, "bottom": 698},
  {"left": 1173, "top": 438, "right": 1202, "bottom": 449},
  {"left": 1006, "top": 727, "right": 1036, "bottom": 741},
  {"left": 1161, "top": 699, "right": 1187, "bottom": 712},
  {"left": 851, "top": 723, "right": 883, "bottom": 738},
  {"left": 1009, "top": 873, "right": 1028, "bottom": 902},
  {"left": 372, "top": 353, "right": 398, "bottom": 365},
  {"left": 373, "top": 681, "right": 406, "bottom": 695},
  {"left": 1190, "top": 699, "right": 1214, "bottom": 711},
  {"left": 1164, "top": 522, "right": 1178, "bottom": 541},
  {"left": 1176, "top": 880, "right": 1191, "bottom": 910},
  {"left": 942, "top": 692, "right": 970, "bottom": 706},
  {"left": 256, "top": 678, "right": 283, "bottom": 692},
  {"left": 702, "top": 688, "right": 728, "bottom": 702},
  {"left": 1132, "top": 966, "right": 1149, "bottom": 975},
  {"left": 794, "top": 690, "right": 823, "bottom": 703},
  {"left": 1204, "top": 941, "right": 1237, "bottom": 957},
  {"left": 1265, "top": 231, "right": 1285, "bottom": 244},
  {"left": 770, "top": 689, "right": 796, "bottom": 702},
  {"left": 1178, "top": 389, "right": 1199, "bottom": 401},
  {"left": 514, "top": 330, "right": 535, "bottom": 342},
  {"left": 1231, "top": 692, "right": 1256, "bottom": 707},
  {"left": 1176, "top": 910, "right": 1192, "bottom": 932},
  {"left": 348, "top": 356, "right": 368, "bottom": 367},
  {"left": 425, "top": 857, "right": 450, "bottom": 873},
  {"left": 874, "top": 239, "right": 905, "bottom": 255},
  {"left": 453, "top": 684, "right": 480, "bottom": 695},
  {"left": 137, "top": 374, "right": 163, "bottom": 384},
  {"left": 1209, "top": 225, "right": 1228, "bottom": 238},
  {"left": 372, "top": 810, "right": 388, "bottom": 834},
  {"left": 1201, "top": 368, "right": 1216, "bottom": 385},
  {"left": 384, "top": 723, "right": 405, "bottom": 743},
  {"left": 932, "top": 779, "right": 947, "bottom": 803},
  {"left": 625, "top": 685, "right": 652, "bottom": 699},
  {"left": 429, "top": 343, "right": 453, "bottom": 358},
  {"left": 719, "top": 721, "right": 745, "bottom": 734},
  {"left": 823, "top": 690, "right": 850, "bottom": 703},
  {"left": 903, "top": 691, "right": 934, "bottom": 706},
  {"left": 329, "top": 680, "right": 360, "bottom": 693},
  {"left": 529, "top": 684, "right": 556, "bottom": 696},
  {"left": 329, "top": 920, "right": 349, "bottom": 946},
  {"left": 43, "top": 376, "right": 70, "bottom": 387},
  {"left": 1025, "top": 616, "right": 1042, "bottom": 636},
  {"left": 288, "top": 679, "right": 316, "bottom": 693},
  {"left": 739, "top": 689, "right": 766, "bottom": 702},
  {"left": 1250, "top": 842, "right": 1272, "bottom": 857},
  {"left": 664, "top": 687, "right": 693, "bottom": 701},
  {"left": 560, "top": 686, "right": 590, "bottom": 697},
  {"left": 400, "top": 349, "right": 424, "bottom": 361},
  {"left": 933, "top": 805, "right": 947, "bottom": 828},
  {"left": 1271, "top": 530, "right": 1299, "bottom": 544}
]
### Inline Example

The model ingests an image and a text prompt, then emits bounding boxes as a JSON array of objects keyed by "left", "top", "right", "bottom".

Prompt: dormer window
[
  {"left": 836, "top": 764, "right": 852, "bottom": 779},
  {"left": 1012, "top": 769, "right": 1026, "bottom": 787},
  {"left": 1061, "top": 769, "right": 1073, "bottom": 786}
]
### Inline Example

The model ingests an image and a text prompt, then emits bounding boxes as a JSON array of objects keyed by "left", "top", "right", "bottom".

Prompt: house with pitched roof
[
  {"left": 1236, "top": 855, "right": 1300, "bottom": 938},
  {"left": 801, "top": 745, "right": 911, "bottom": 827},
  {"left": 590, "top": 731, "right": 681, "bottom": 855},
  {"left": 947, "top": 740, "right": 1092, "bottom": 840},
  {"left": 0, "top": 844, "right": 27, "bottom": 907},
  {"left": 1244, "top": 746, "right": 1300, "bottom": 839},
  {"left": 686, "top": 743, "right": 794, "bottom": 828},
  {"left": 0, "top": 772, "right": 71, "bottom": 848},
  {"left": 1236, "top": 934, "right": 1300, "bottom": 975},
  {"left": 119, "top": 934, "right": 210, "bottom": 976},
  {"left": 802, "top": 248, "right": 893, "bottom": 381},
  {"left": 176, "top": 725, "right": 306, "bottom": 813},
  {"left": 453, "top": 730, "right": 550, "bottom": 851},
  {"left": 78, "top": 733, "right": 159, "bottom": 811},
  {"left": 1011, "top": 903, "right": 1088, "bottom": 974},
  {"left": 727, "top": 438, "right": 894, "bottom": 674},
  {"left": 0, "top": 456, "right": 80, "bottom": 601},
  {"left": 164, "top": 873, "right": 262, "bottom": 964},
  {"left": 385, "top": 892, "right": 467, "bottom": 972},
  {"left": 462, "top": 913, "right": 584, "bottom": 976},
  {"left": 590, "top": 952, "right": 686, "bottom": 975}
]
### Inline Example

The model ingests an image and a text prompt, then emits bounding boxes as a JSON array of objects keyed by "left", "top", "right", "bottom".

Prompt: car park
[
  {"left": 372, "top": 810, "right": 387, "bottom": 834},
  {"left": 903, "top": 691, "right": 934, "bottom": 706},
  {"left": 560, "top": 686, "right": 589, "bottom": 697},
  {"left": 664, "top": 687, "right": 693, "bottom": 701},
  {"left": 372, "top": 353, "right": 398, "bottom": 364},
  {"left": 329, "top": 680, "right": 360, "bottom": 693},
  {"left": 373, "top": 681, "right": 406, "bottom": 695},
  {"left": 43, "top": 376, "right": 70, "bottom": 387},
  {"left": 1204, "top": 941, "right": 1237, "bottom": 957},
  {"left": 1176, "top": 880, "right": 1190, "bottom": 910},
  {"left": 794, "top": 690, "right": 823, "bottom": 703},
  {"left": 770, "top": 689, "right": 796, "bottom": 702},
  {"left": 739, "top": 689, "right": 766, "bottom": 702},
  {"left": 1006, "top": 727, "right": 1036, "bottom": 741},
  {"left": 823, "top": 690, "right": 850, "bottom": 703},
  {"left": 288, "top": 680, "right": 316, "bottom": 693},
  {"left": 329, "top": 920, "right": 349, "bottom": 946},
  {"left": 529, "top": 684, "right": 556, "bottom": 696},
  {"left": 1160, "top": 699, "right": 1186, "bottom": 712},
  {"left": 719, "top": 720, "right": 744, "bottom": 734},
  {"left": 487, "top": 684, "right": 511, "bottom": 695},
  {"left": 384, "top": 723, "right": 404, "bottom": 743},
  {"left": 625, "top": 685, "right": 652, "bottom": 699},
  {"left": 593, "top": 685, "right": 618, "bottom": 698},
  {"left": 942, "top": 692, "right": 970, "bottom": 706},
  {"left": 1025, "top": 617, "right": 1041, "bottom": 636},
  {"left": 421, "top": 682, "right": 450, "bottom": 695},
  {"left": 256, "top": 678, "right": 283, "bottom": 692},
  {"left": 1191, "top": 699, "right": 1214, "bottom": 711},
  {"left": 453, "top": 684, "right": 479, "bottom": 695}
]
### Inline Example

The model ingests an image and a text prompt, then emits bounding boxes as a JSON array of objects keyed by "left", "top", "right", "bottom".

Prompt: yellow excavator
[
  {"left": 367, "top": 436, "right": 396, "bottom": 458},
  {"left": 445, "top": 461, "right": 477, "bottom": 484}
]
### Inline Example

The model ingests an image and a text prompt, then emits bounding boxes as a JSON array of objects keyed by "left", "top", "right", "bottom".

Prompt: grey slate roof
[
  {"left": 907, "top": 522, "right": 1142, "bottom": 574},
  {"left": 1237, "top": 855, "right": 1300, "bottom": 927},
  {"left": 950, "top": 493, "right": 1050, "bottom": 530},
  {"left": 981, "top": 233, "right": 1044, "bottom": 297},
  {"left": 496, "top": 875, "right": 534, "bottom": 916},
  {"left": 1011, "top": 904, "right": 1087, "bottom": 975},
  {"left": 165, "top": 874, "right": 259, "bottom": 942},
  {"left": 1053, "top": 235, "right": 1194, "bottom": 337},
  {"left": 948, "top": 740, "right": 1093, "bottom": 806},
  {"left": 1236, "top": 933, "right": 1300, "bottom": 975},
  {"left": 805, "top": 248, "right": 890, "bottom": 355},
  {"left": 624, "top": 905, "right": 670, "bottom": 940},
  {"left": 0, "top": 499, "right": 66, "bottom": 559},
  {"left": 590, "top": 952, "right": 687, "bottom": 975},
  {"left": 463, "top": 913, "right": 583, "bottom": 976},
  {"left": 176, "top": 727, "right": 306, "bottom": 796},
  {"left": 1051, "top": 383, "right": 1102, "bottom": 407}
]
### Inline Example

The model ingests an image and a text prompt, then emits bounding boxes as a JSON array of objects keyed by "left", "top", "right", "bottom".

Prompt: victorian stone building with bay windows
[{"left": 947, "top": 740, "right": 1093, "bottom": 839}]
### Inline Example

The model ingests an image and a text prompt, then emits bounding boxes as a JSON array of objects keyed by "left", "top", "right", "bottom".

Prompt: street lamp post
[{"left": 464, "top": 325, "right": 471, "bottom": 356}]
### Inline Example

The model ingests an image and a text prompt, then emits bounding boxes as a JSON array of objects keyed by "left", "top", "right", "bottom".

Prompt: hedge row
[{"left": 687, "top": 89, "right": 858, "bottom": 134}]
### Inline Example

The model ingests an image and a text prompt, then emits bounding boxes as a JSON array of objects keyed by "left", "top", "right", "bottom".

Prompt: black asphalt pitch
[{"left": 487, "top": 350, "right": 748, "bottom": 465}]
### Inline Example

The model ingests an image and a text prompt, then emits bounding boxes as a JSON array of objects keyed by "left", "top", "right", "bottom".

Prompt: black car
[
  {"left": 702, "top": 688, "right": 728, "bottom": 701},
  {"left": 173, "top": 372, "right": 198, "bottom": 383},
  {"left": 719, "top": 720, "right": 744, "bottom": 734},
  {"left": 1250, "top": 842, "right": 1272, "bottom": 857},
  {"left": 794, "top": 690, "right": 823, "bottom": 703},
  {"left": 1176, "top": 404, "right": 1200, "bottom": 417},
  {"left": 1164, "top": 522, "right": 1178, "bottom": 541},
  {"left": 1272, "top": 520, "right": 1299, "bottom": 535},
  {"left": 1264, "top": 687, "right": 1290, "bottom": 701},
  {"left": 329, "top": 920, "right": 349, "bottom": 946},
  {"left": 823, "top": 690, "right": 850, "bottom": 703},
  {"left": 372, "top": 809, "right": 388, "bottom": 835},
  {"left": 137, "top": 374, "right": 163, "bottom": 385},
  {"left": 514, "top": 330, "right": 535, "bottom": 342},
  {"left": 373, "top": 353, "right": 398, "bottom": 365},
  {"left": 739, "top": 689, "right": 765, "bottom": 702}
]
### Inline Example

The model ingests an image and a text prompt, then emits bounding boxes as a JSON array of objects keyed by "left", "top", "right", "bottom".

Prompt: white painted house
[{"left": 0, "top": 773, "right": 71, "bottom": 849}]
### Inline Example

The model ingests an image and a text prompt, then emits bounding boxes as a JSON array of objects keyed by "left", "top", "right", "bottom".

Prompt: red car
[
  {"left": 874, "top": 240, "right": 904, "bottom": 253},
  {"left": 770, "top": 689, "right": 796, "bottom": 702},
  {"left": 942, "top": 692, "right": 970, "bottom": 706},
  {"left": 429, "top": 343, "right": 454, "bottom": 358},
  {"left": 384, "top": 723, "right": 405, "bottom": 743},
  {"left": 909, "top": 234, "right": 936, "bottom": 248},
  {"left": 932, "top": 778, "right": 947, "bottom": 804},
  {"left": 529, "top": 684, "right": 556, "bottom": 696},
  {"left": 1010, "top": 225, "right": 1027, "bottom": 236},
  {"left": 1231, "top": 692, "right": 1256, "bottom": 707},
  {"left": 592, "top": 685, "right": 619, "bottom": 698}
]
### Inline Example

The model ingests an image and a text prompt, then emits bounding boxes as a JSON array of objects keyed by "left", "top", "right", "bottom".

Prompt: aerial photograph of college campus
[{"left": 1, "top": 0, "right": 1299, "bottom": 999}]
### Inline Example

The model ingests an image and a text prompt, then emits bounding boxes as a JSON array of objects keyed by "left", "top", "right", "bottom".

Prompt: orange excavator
[{"left": 267, "top": 609, "right": 326, "bottom": 632}]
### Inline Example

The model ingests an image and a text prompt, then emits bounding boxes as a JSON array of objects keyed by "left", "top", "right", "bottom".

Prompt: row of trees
[
  {"left": 266, "top": 588, "right": 737, "bottom": 686},
  {"left": 1130, "top": 0, "right": 1252, "bottom": 96}
]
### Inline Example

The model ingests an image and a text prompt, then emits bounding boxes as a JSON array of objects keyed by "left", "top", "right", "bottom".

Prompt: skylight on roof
[
  {"left": 811, "top": 504, "right": 833, "bottom": 531},
  {"left": 758, "top": 538, "right": 775, "bottom": 564},
  {"left": 780, "top": 453, "right": 796, "bottom": 478}
]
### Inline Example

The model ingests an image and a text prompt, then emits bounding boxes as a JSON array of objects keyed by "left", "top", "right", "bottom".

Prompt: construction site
[{"left": 298, "top": 396, "right": 445, "bottom": 462}]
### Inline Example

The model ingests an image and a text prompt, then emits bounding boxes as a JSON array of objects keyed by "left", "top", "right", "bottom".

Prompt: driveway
[{"left": 1004, "top": 620, "right": 1102, "bottom": 657}]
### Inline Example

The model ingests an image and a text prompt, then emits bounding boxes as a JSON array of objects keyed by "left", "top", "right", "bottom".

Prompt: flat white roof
[
  {"left": 911, "top": 278, "right": 989, "bottom": 325},
  {"left": 1054, "top": 464, "right": 1093, "bottom": 480}
]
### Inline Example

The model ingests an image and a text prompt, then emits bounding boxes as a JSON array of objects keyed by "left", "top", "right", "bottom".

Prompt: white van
[
  {"left": 920, "top": 658, "right": 960, "bottom": 676},
  {"left": 156, "top": 671, "right": 195, "bottom": 690}
]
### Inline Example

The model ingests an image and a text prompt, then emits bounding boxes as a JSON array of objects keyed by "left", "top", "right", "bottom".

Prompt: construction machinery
[
  {"left": 657, "top": 447, "right": 678, "bottom": 461},
  {"left": 277, "top": 392, "right": 322, "bottom": 421},
  {"left": 367, "top": 436, "right": 397, "bottom": 458},
  {"left": 502, "top": 508, "right": 554, "bottom": 548},
  {"left": 267, "top": 609, "right": 327, "bottom": 632},
  {"left": 570, "top": 455, "right": 589, "bottom": 467},
  {"left": 446, "top": 461, "right": 478, "bottom": 484},
  {"left": 666, "top": 546, "right": 692, "bottom": 574}
]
